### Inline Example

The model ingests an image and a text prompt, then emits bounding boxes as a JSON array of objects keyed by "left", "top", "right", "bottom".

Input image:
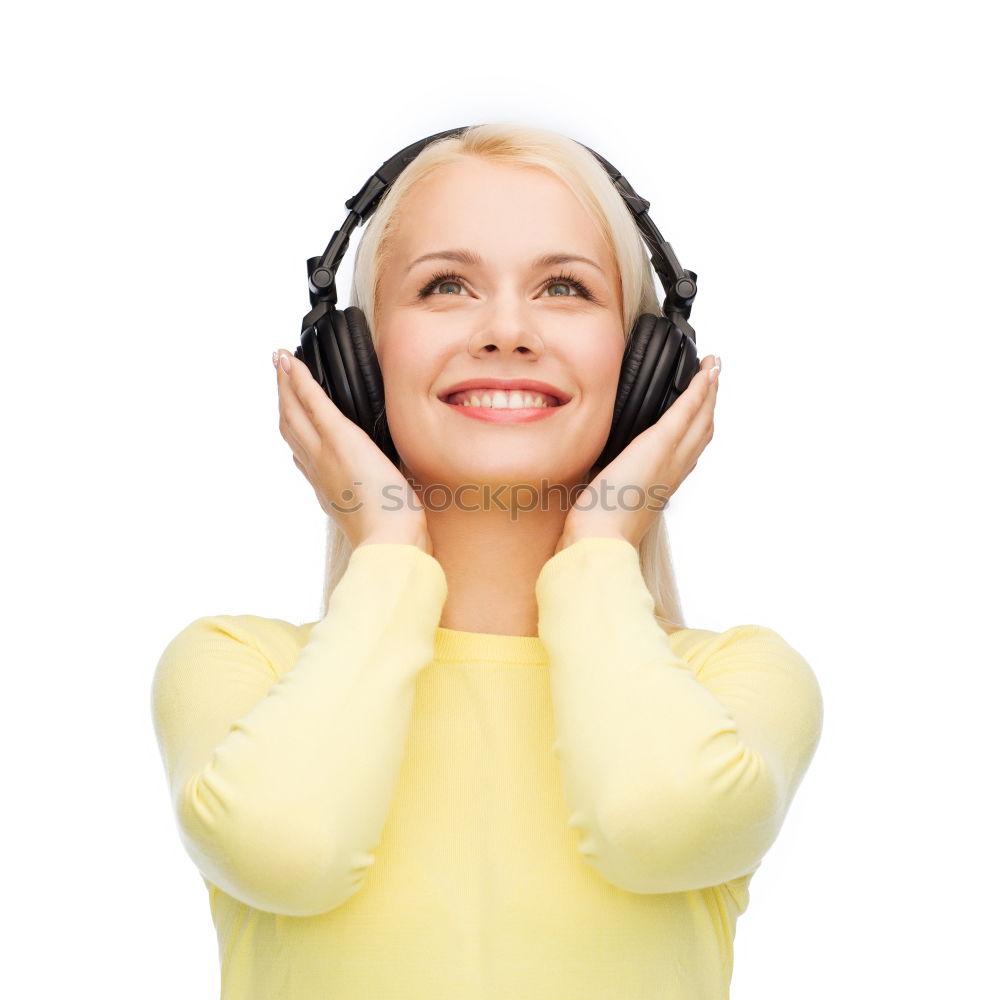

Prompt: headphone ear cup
[
  {"left": 594, "top": 313, "right": 700, "bottom": 471},
  {"left": 342, "top": 306, "right": 400, "bottom": 467},
  {"left": 293, "top": 307, "right": 400, "bottom": 467}
]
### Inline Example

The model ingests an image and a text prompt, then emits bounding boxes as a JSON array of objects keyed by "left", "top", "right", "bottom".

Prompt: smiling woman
[
  {"left": 367, "top": 154, "right": 633, "bottom": 600},
  {"left": 346, "top": 124, "right": 688, "bottom": 634},
  {"left": 150, "top": 121, "right": 823, "bottom": 1000}
]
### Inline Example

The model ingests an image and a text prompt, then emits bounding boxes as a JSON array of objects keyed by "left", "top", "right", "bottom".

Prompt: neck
[{"left": 421, "top": 498, "right": 571, "bottom": 638}]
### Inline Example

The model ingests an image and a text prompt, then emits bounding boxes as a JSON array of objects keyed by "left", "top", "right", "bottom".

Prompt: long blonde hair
[{"left": 317, "top": 121, "right": 686, "bottom": 634}]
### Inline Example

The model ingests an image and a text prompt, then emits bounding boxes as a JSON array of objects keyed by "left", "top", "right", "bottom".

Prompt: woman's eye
[
  {"left": 419, "top": 274, "right": 468, "bottom": 297},
  {"left": 418, "top": 272, "right": 592, "bottom": 300}
]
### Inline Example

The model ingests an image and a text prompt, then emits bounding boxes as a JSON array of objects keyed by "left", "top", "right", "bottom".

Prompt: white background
[{"left": 3, "top": 1, "right": 996, "bottom": 996}]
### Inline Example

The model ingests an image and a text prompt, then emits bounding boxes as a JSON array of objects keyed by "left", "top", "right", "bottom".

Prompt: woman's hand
[
  {"left": 273, "top": 349, "right": 432, "bottom": 555},
  {"left": 556, "top": 354, "right": 721, "bottom": 553}
]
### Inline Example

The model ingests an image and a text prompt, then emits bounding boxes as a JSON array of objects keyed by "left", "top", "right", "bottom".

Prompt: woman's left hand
[{"left": 556, "top": 353, "right": 720, "bottom": 553}]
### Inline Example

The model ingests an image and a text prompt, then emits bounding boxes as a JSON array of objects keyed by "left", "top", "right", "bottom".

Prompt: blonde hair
[{"left": 317, "top": 121, "right": 686, "bottom": 634}]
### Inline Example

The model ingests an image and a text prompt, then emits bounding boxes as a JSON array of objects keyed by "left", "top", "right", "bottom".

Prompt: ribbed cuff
[
  {"left": 535, "top": 535, "right": 676, "bottom": 665},
  {"left": 314, "top": 542, "right": 449, "bottom": 652}
]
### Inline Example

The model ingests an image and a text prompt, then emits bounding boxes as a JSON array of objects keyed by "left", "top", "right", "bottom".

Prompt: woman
[{"left": 151, "top": 122, "right": 824, "bottom": 1000}]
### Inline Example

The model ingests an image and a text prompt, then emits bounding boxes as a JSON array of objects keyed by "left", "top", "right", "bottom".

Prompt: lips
[{"left": 438, "top": 378, "right": 571, "bottom": 405}]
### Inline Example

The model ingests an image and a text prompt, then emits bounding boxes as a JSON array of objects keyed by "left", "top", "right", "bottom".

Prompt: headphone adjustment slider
[{"left": 344, "top": 175, "right": 389, "bottom": 222}]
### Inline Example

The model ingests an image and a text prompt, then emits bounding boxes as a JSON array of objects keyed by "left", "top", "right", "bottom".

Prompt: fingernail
[
  {"left": 279, "top": 351, "right": 291, "bottom": 374},
  {"left": 272, "top": 351, "right": 278, "bottom": 369}
]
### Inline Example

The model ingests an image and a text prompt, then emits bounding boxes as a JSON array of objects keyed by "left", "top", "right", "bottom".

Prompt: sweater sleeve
[
  {"left": 534, "top": 535, "right": 824, "bottom": 895},
  {"left": 149, "top": 542, "right": 448, "bottom": 918}
]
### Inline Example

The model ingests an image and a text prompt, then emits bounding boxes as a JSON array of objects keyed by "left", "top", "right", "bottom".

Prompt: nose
[{"left": 466, "top": 296, "right": 546, "bottom": 357}]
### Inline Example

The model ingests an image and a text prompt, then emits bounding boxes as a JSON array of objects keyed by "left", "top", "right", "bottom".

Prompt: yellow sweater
[{"left": 150, "top": 536, "right": 823, "bottom": 999}]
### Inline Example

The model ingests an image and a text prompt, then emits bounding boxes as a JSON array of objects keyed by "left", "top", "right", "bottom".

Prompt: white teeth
[{"left": 452, "top": 389, "right": 553, "bottom": 409}]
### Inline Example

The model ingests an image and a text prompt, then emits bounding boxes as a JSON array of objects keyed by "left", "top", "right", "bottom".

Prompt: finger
[
  {"left": 276, "top": 350, "right": 323, "bottom": 457},
  {"left": 652, "top": 353, "right": 717, "bottom": 439},
  {"left": 695, "top": 353, "right": 719, "bottom": 386},
  {"left": 278, "top": 390, "right": 319, "bottom": 465},
  {"left": 676, "top": 356, "right": 719, "bottom": 459},
  {"left": 278, "top": 349, "right": 353, "bottom": 442},
  {"left": 279, "top": 412, "right": 312, "bottom": 468},
  {"left": 278, "top": 389, "right": 320, "bottom": 458}
]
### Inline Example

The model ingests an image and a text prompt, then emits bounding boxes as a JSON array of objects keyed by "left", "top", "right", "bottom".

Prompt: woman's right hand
[{"left": 274, "top": 348, "right": 432, "bottom": 555}]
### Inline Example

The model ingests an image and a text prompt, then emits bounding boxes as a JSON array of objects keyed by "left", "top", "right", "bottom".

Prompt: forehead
[{"left": 390, "top": 157, "right": 613, "bottom": 266}]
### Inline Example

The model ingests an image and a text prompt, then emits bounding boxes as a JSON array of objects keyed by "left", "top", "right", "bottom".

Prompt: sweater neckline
[{"left": 434, "top": 625, "right": 548, "bottom": 665}]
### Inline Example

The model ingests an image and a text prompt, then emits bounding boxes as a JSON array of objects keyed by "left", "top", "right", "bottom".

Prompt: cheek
[
  {"left": 374, "top": 324, "right": 442, "bottom": 431},
  {"left": 577, "top": 329, "right": 626, "bottom": 400},
  {"left": 376, "top": 326, "right": 423, "bottom": 396}
]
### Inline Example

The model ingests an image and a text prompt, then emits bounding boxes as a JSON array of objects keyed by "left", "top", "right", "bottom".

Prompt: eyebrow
[{"left": 405, "top": 248, "right": 606, "bottom": 276}]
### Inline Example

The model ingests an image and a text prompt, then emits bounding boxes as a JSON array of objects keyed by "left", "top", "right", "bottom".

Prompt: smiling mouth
[{"left": 442, "top": 390, "right": 566, "bottom": 409}]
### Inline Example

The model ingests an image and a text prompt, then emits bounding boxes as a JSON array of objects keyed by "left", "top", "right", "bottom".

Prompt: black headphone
[{"left": 295, "top": 125, "right": 701, "bottom": 473}]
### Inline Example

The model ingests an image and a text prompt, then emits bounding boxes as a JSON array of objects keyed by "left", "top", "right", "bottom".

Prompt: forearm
[
  {"left": 535, "top": 536, "right": 823, "bottom": 894},
  {"left": 157, "top": 543, "right": 447, "bottom": 916}
]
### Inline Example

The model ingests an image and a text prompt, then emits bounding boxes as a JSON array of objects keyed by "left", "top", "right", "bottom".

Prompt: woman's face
[{"left": 374, "top": 156, "right": 625, "bottom": 492}]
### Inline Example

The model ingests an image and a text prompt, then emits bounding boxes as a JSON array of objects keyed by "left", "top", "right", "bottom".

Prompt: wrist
[
  {"left": 555, "top": 529, "right": 631, "bottom": 554},
  {"left": 357, "top": 522, "right": 432, "bottom": 554}
]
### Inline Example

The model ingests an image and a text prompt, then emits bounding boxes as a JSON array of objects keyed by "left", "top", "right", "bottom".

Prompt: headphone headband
[{"left": 302, "top": 124, "right": 696, "bottom": 347}]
